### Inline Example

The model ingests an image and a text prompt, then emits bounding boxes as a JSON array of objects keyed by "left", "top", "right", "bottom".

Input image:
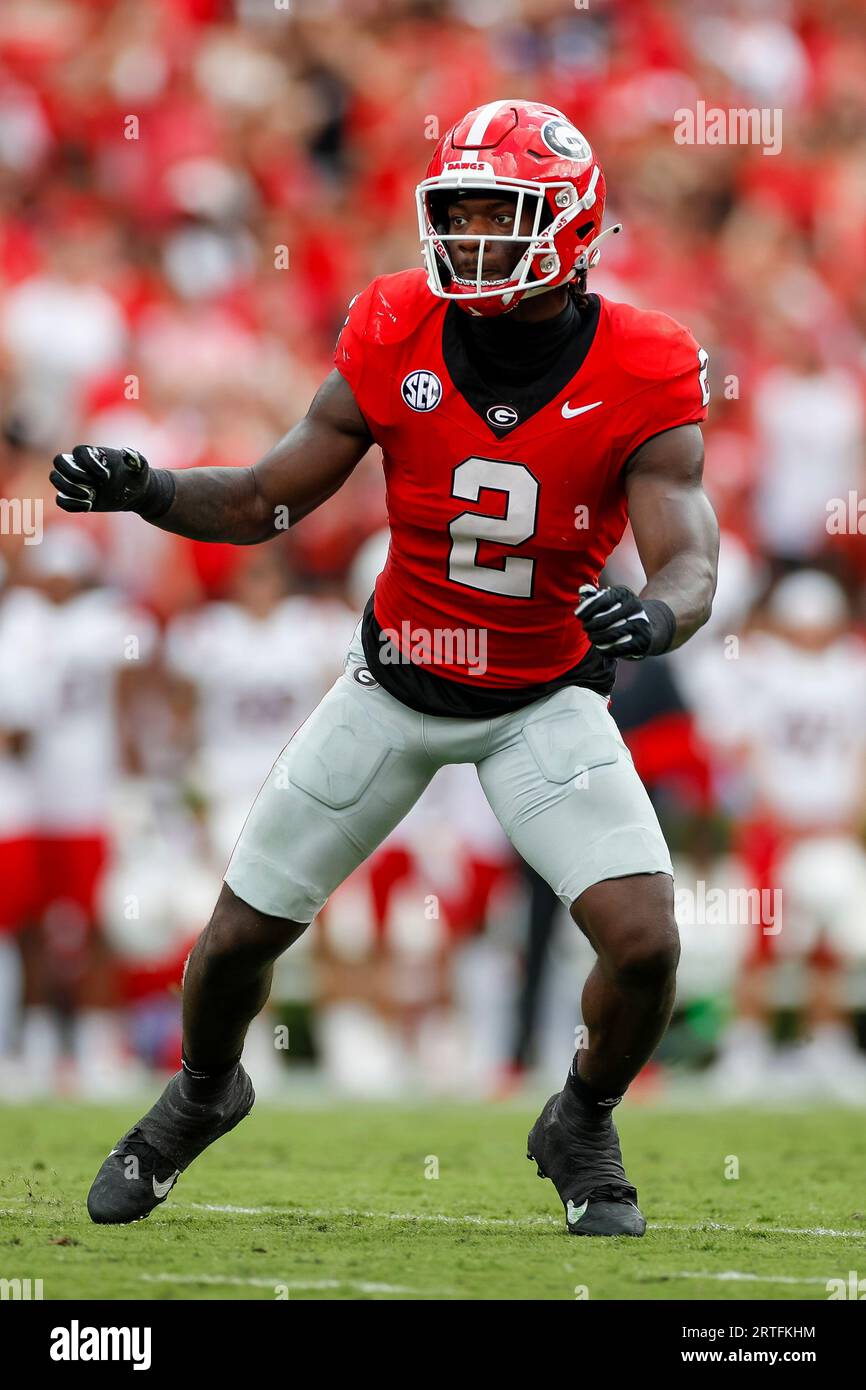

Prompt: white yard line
[
  {"left": 2, "top": 1190, "right": 862, "bottom": 1240},
  {"left": 652, "top": 1221, "right": 866, "bottom": 1239},
  {"left": 660, "top": 1270, "right": 832, "bottom": 1287},
  {"left": 184, "top": 1204, "right": 866, "bottom": 1239},
  {"left": 139, "top": 1273, "right": 443, "bottom": 1295},
  {"left": 187, "top": 1202, "right": 558, "bottom": 1226}
]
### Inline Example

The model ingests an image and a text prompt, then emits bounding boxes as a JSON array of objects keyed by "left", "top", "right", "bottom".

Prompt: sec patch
[{"left": 401, "top": 370, "right": 442, "bottom": 412}]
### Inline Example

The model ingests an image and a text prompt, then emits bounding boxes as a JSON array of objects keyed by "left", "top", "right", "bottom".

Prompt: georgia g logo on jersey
[
  {"left": 486, "top": 404, "right": 519, "bottom": 429},
  {"left": 401, "top": 370, "right": 442, "bottom": 412}
]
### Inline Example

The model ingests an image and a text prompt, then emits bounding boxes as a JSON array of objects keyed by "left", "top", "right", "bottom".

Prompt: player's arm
[
  {"left": 624, "top": 423, "right": 719, "bottom": 646},
  {"left": 576, "top": 423, "right": 719, "bottom": 658},
  {"left": 49, "top": 370, "right": 373, "bottom": 544}
]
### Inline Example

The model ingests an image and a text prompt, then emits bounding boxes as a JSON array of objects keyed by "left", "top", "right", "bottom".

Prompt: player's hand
[
  {"left": 575, "top": 583, "right": 675, "bottom": 660},
  {"left": 50, "top": 445, "right": 151, "bottom": 513}
]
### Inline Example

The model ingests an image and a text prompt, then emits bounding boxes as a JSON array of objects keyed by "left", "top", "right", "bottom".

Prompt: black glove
[
  {"left": 50, "top": 445, "right": 174, "bottom": 518},
  {"left": 575, "top": 583, "right": 676, "bottom": 660}
]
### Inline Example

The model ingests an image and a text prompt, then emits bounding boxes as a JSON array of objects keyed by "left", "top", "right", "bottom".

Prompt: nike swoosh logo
[
  {"left": 152, "top": 1172, "right": 180, "bottom": 1199},
  {"left": 566, "top": 1198, "right": 589, "bottom": 1226},
  {"left": 561, "top": 400, "right": 603, "bottom": 419}
]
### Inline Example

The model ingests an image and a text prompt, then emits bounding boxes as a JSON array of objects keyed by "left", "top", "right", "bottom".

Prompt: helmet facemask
[{"left": 416, "top": 168, "right": 603, "bottom": 315}]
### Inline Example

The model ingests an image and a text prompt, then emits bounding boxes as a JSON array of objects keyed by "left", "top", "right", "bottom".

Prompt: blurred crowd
[{"left": 1, "top": 0, "right": 866, "bottom": 1102}]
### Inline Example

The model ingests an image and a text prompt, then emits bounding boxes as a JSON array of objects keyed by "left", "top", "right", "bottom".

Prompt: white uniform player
[
  {"left": 164, "top": 578, "right": 356, "bottom": 1097},
  {"left": 27, "top": 584, "right": 158, "bottom": 839},
  {"left": 0, "top": 581, "right": 40, "bottom": 897},
  {"left": 0, "top": 577, "right": 41, "bottom": 1073},
  {"left": 700, "top": 571, "right": 866, "bottom": 1100},
  {"left": 14, "top": 529, "right": 159, "bottom": 1095},
  {"left": 165, "top": 594, "right": 356, "bottom": 864},
  {"left": 730, "top": 629, "right": 866, "bottom": 964}
]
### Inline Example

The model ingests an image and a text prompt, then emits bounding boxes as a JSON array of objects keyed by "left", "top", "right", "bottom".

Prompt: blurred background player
[
  {"left": 701, "top": 570, "right": 866, "bottom": 1102},
  {"left": 164, "top": 545, "right": 355, "bottom": 1091},
  {"left": 4, "top": 528, "right": 157, "bottom": 1096},
  {"left": 0, "top": 555, "right": 39, "bottom": 1082}
]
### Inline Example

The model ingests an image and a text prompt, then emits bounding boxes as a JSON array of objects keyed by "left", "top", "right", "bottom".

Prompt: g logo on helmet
[
  {"left": 402, "top": 370, "right": 443, "bottom": 412},
  {"left": 486, "top": 404, "right": 519, "bottom": 429},
  {"left": 540, "top": 120, "right": 592, "bottom": 162}
]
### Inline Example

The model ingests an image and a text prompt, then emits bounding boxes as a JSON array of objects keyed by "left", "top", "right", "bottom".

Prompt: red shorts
[
  {"left": 336, "top": 846, "right": 515, "bottom": 946},
  {"left": 32, "top": 833, "right": 108, "bottom": 925},
  {"left": 117, "top": 942, "right": 192, "bottom": 1005},
  {"left": 0, "top": 835, "right": 39, "bottom": 933},
  {"left": 441, "top": 854, "right": 516, "bottom": 940},
  {"left": 734, "top": 818, "right": 837, "bottom": 967}
]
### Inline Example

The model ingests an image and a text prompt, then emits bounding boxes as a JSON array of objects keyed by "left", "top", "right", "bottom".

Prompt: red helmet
[{"left": 416, "top": 99, "right": 619, "bottom": 318}]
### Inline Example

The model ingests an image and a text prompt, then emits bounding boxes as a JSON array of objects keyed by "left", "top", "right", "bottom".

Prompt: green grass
[{"left": 1, "top": 1099, "right": 864, "bottom": 1300}]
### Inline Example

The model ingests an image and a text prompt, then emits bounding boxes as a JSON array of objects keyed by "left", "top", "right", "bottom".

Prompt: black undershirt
[
  {"left": 462, "top": 292, "right": 580, "bottom": 384},
  {"left": 361, "top": 291, "right": 617, "bottom": 719}
]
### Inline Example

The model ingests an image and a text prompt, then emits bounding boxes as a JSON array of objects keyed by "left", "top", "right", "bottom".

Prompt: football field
[{"left": 1, "top": 1099, "right": 864, "bottom": 1301}]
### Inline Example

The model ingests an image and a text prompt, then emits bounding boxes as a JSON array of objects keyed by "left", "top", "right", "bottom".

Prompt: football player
[
  {"left": 701, "top": 570, "right": 866, "bottom": 1102},
  {"left": 51, "top": 100, "right": 718, "bottom": 1236},
  {"left": 8, "top": 529, "right": 158, "bottom": 1096}
]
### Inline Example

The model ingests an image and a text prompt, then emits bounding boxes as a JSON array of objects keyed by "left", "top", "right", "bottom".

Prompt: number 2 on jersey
[{"left": 448, "top": 456, "right": 539, "bottom": 598}]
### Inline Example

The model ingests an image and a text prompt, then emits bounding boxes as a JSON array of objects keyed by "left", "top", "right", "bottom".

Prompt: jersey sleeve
[
  {"left": 333, "top": 279, "right": 379, "bottom": 407},
  {"left": 614, "top": 317, "right": 709, "bottom": 465}
]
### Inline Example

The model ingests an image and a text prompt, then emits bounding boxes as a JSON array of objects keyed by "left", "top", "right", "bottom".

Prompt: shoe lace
[
  {"left": 117, "top": 1127, "right": 176, "bottom": 1178},
  {"left": 584, "top": 1181, "right": 638, "bottom": 1205},
  {"left": 555, "top": 1097, "right": 635, "bottom": 1200}
]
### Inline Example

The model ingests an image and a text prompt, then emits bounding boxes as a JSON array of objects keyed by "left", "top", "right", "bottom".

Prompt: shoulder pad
[
  {"left": 603, "top": 299, "right": 702, "bottom": 383},
  {"left": 340, "top": 269, "right": 438, "bottom": 349}
]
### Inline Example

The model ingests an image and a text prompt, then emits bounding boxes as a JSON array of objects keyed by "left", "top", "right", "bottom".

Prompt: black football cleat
[
  {"left": 527, "top": 1085, "right": 646, "bottom": 1237},
  {"left": 87, "top": 1063, "right": 255, "bottom": 1224}
]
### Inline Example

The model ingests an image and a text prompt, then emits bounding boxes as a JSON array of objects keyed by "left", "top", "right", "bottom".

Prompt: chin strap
[{"left": 520, "top": 221, "right": 624, "bottom": 301}]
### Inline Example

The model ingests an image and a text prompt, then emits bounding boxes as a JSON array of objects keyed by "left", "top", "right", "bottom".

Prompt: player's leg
[
  {"left": 27, "top": 833, "right": 118, "bottom": 1097},
  {"left": 88, "top": 640, "right": 439, "bottom": 1223},
  {"left": 710, "top": 816, "right": 781, "bottom": 1099},
  {"left": 782, "top": 835, "right": 866, "bottom": 1101},
  {"left": 477, "top": 684, "right": 675, "bottom": 1236},
  {"left": 532, "top": 882, "right": 677, "bottom": 1239},
  {"left": 568, "top": 873, "right": 678, "bottom": 1095},
  {"left": 180, "top": 883, "right": 306, "bottom": 1075}
]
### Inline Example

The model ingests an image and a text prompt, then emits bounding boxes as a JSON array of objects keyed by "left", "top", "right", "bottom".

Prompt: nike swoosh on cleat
[
  {"left": 561, "top": 400, "right": 603, "bottom": 419},
  {"left": 566, "top": 1199, "right": 589, "bottom": 1226},
  {"left": 152, "top": 1172, "right": 180, "bottom": 1199}
]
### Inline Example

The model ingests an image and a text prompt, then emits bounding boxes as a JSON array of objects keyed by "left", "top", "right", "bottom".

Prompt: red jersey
[{"left": 335, "top": 268, "right": 707, "bottom": 690}]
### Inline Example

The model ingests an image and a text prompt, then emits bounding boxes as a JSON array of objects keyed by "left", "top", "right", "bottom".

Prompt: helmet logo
[
  {"left": 540, "top": 120, "right": 592, "bottom": 162},
  {"left": 486, "top": 404, "right": 519, "bottom": 429},
  {"left": 402, "top": 370, "right": 443, "bottom": 412}
]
